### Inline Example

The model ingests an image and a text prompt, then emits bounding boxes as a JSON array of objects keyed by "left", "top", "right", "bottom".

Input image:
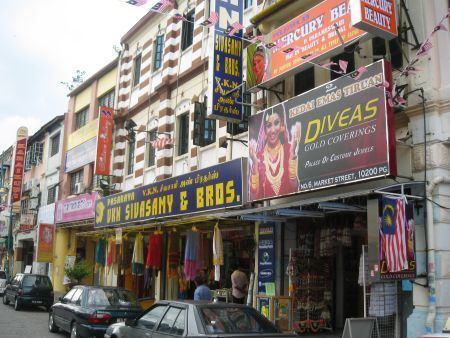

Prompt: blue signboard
[
  {"left": 94, "top": 158, "right": 246, "bottom": 227},
  {"left": 207, "top": 0, "right": 243, "bottom": 122},
  {"left": 258, "top": 224, "right": 275, "bottom": 293}
]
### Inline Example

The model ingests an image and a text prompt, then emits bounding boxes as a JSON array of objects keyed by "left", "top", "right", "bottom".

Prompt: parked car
[
  {"left": 48, "top": 285, "right": 142, "bottom": 338},
  {"left": 105, "top": 300, "right": 298, "bottom": 338},
  {"left": 2, "top": 273, "right": 54, "bottom": 311},
  {"left": 0, "top": 270, "right": 7, "bottom": 296}
]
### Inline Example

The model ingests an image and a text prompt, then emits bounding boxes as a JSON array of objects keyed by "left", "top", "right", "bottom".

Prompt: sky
[{"left": 0, "top": 0, "right": 146, "bottom": 150}]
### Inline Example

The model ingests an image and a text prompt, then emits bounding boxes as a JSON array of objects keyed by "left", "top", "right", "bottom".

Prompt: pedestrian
[
  {"left": 231, "top": 266, "right": 248, "bottom": 304},
  {"left": 194, "top": 274, "right": 212, "bottom": 301}
]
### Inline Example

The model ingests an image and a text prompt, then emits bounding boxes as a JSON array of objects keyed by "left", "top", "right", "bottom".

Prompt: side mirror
[
  {"left": 58, "top": 296, "right": 64, "bottom": 302},
  {"left": 125, "top": 318, "right": 136, "bottom": 326}
]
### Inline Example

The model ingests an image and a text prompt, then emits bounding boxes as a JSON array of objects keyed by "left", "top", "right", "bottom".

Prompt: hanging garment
[
  {"left": 106, "top": 238, "right": 117, "bottom": 267},
  {"left": 146, "top": 233, "right": 163, "bottom": 269},
  {"left": 196, "top": 233, "right": 204, "bottom": 271},
  {"left": 95, "top": 239, "right": 106, "bottom": 267},
  {"left": 213, "top": 224, "right": 223, "bottom": 282},
  {"left": 184, "top": 230, "right": 199, "bottom": 281},
  {"left": 132, "top": 233, "right": 144, "bottom": 275},
  {"left": 167, "top": 231, "right": 180, "bottom": 278},
  {"left": 143, "top": 267, "right": 153, "bottom": 292}
]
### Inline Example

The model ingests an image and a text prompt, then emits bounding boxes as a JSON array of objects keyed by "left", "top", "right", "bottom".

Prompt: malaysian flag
[
  {"left": 226, "top": 22, "right": 244, "bottom": 36},
  {"left": 124, "top": 0, "right": 147, "bottom": 6},
  {"left": 150, "top": 136, "right": 174, "bottom": 150},
  {"left": 151, "top": 0, "right": 172, "bottom": 13},
  {"left": 200, "top": 11, "right": 219, "bottom": 27},
  {"left": 380, "top": 197, "right": 408, "bottom": 272},
  {"left": 416, "top": 40, "right": 433, "bottom": 58}
]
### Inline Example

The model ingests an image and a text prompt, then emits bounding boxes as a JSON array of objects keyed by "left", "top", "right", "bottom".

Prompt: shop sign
[
  {"left": 19, "top": 223, "right": 34, "bottom": 233},
  {"left": 94, "top": 107, "right": 114, "bottom": 176},
  {"left": 248, "top": 59, "right": 396, "bottom": 201},
  {"left": 207, "top": 0, "right": 243, "bottom": 122},
  {"left": 258, "top": 224, "right": 275, "bottom": 293},
  {"left": 66, "top": 118, "right": 98, "bottom": 151},
  {"left": 36, "top": 223, "right": 54, "bottom": 263},
  {"left": 55, "top": 192, "right": 98, "bottom": 224},
  {"left": 350, "top": 0, "right": 398, "bottom": 40},
  {"left": 19, "top": 213, "right": 35, "bottom": 233},
  {"left": 95, "top": 158, "right": 246, "bottom": 228},
  {"left": 65, "top": 137, "right": 97, "bottom": 173},
  {"left": 247, "top": 0, "right": 366, "bottom": 90},
  {"left": 12, "top": 137, "right": 28, "bottom": 203}
]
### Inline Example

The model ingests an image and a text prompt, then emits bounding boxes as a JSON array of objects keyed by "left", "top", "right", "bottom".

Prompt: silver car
[{"left": 0, "top": 271, "right": 6, "bottom": 296}]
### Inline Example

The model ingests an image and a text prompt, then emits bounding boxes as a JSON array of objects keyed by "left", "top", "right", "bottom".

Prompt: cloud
[{"left": 0, "top": 116, "right": 43, "bottom": 149}]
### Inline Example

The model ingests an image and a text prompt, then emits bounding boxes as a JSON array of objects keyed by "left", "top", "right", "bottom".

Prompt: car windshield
[
  {"left": 200, "top": 306, "right": 279, "bottom": 334},
  {"left": 0, "top": 271, "right": 6, "bottom": 279},
  {"left": 86, "top": 288, "right": 139, "bottom": 307},
  {"left": 23, "top": 275, "right": 52, "bottom": 288}
]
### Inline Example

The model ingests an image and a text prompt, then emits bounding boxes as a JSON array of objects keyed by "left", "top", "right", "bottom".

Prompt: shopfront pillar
[{"left": 52, "top": 228, "right": 71, "bottom": 293}]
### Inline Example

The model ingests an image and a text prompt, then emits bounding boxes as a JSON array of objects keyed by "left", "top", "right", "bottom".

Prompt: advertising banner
[
  {"left": 207, "top": 0, "right": 243, "bottom": 122},
  {"left": 248, "top": 59, "right": 396, "bottom": 201},
  {"left": 95, "top": 106, "right": 114, "bottom": 176},
  {"left": 247, "top": 0, "right": 366, "bottom": 90},
  {"left": 95, "top": 158, "right": 246, "bottom": 227},
  {"left": 55, "top": 192, "right": 98, "bottom": 224},
  {"left": 12, "top": 136, "right": 28, "bottom": 203},
  {"left": 66, "top": 118, "right": 98, "bottom": 151},
  {"left": 37, "top": 223, "right": 54, "bottom": 262},
  {"left": 350, "top": 0, "right": 398, "bottom": 40},
  {"left": 65, "top": 137, "right": 97, "bottom": 173},
  {"left": 258, "top": 224, "right": 275, "bottom": 294}
]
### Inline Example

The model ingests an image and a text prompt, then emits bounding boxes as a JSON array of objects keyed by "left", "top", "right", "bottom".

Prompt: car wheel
[
  {"left": 14, "top": 298, "right": 21, "bottom": 311},
  {"left": 2, "top": 295, "right": 9, "bottom": 305},
  {"left": 48, "top": 312, "right": 59, "bottom": 333},
  {"left": 70, "top": 322, "right": 80, "bottom": 338}
]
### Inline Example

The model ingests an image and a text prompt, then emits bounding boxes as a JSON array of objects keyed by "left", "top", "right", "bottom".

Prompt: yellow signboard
[{"left": 66, "top": 118, "right": 98, "bottom": 150}]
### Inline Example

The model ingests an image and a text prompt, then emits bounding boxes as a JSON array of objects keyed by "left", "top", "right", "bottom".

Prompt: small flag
[
  {"left": 151, "top": 0, "right": 172, "bottom": 13},
  {"left": 432, "top": 23, "right": 448, "bottom": 35},
  {"left": 339, "top": 59, "right": 348, "bottom": 73},
  {"left": 124, "top": 0, "right": 147, "bottom": 6},
  {"left": 252, "top": 35, "right": 265, "bottom": 43},
  {"left": 301, "top": 52, "right": 317, "bottom": 62},
  {"left": 265, "top": 42, "right": 277, "bottom": 49},
  {"left": 173, "top": 12, "right": 188, "bottom": 22},
  {"left": 283, "top": 47, "right": 298, "bottom": 54},
  {"left": 416, "top": 40, "right": 433, "bottom": 58},
  {"left": 352, "top": 66, "right": 368, "bottom": 80},
  {"left": 200, "top": 11, "right": 219, "bottom": 27},
  {"left": 320, "top": 61, "right": 337, "bottom": 68},
  {"left": 226, "top": 22, "right": 244, "bottom": 36},
  {"left": 151, "top": 136, "right": 174, "bottom": 150}
]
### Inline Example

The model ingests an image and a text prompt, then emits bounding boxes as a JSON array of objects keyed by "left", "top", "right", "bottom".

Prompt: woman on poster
[{"left": 249, "top": 104, "right": 301, "bottom": 200}]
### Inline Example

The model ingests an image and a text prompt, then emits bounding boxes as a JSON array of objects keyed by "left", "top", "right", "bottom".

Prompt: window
[
  {"left": 132, "top": 54, "right": 142, "bottom": 87},
  {"left": 330, "top": 47, "right": 355, "bottom": 80},
  {"left": 181, "top": 10, "right": 195, "bottom": 51},
  {"left": 372, "top": 37, "right": 403, "bottom": 69},
  {"left": 294, "top": 67, "right": 315, "bottom": 96},
  {"left": 147, "top": 129, "right": 156, "bottom": 167},
  {"left": 70, "top": 288, "right": 83, "bottom": 305},
  {"left": 178, "top": 114, "right": 189, "bottom": 156},
  {"left": 153, "top": 35, "right": 165, "bottom": 71},
  {"left": 75, "top": 107, "right": 89, "bottom": 130},
  {"left": 227, "top": 93, "right": 251, "bottom": 135},
  {"left": 171, "top": 309, "right": 186, "bottom": 335},
  {"left": 157, "top": 307, "right": 184, "bottom": 334},
  {"left": 138, "top": 305, "right": 168, "bottom": 330},
  {"left": 20, "top": 199, "right": 29, "bottom": 214},
  {"left": 98, "top": 89, "right": 115, "bottom": 109},
  {"left": 49, "top": 133, "right": 60, "bottom": 157},
  {"left": 70, "top": 170, "right": 84, "bottom": 195},
  {"left": 127, "top": 140, "right": 135, "bottom": 175},
  {"left": 47, "top": 186, "right": 57, "bottom": 204},
  {"left": 193, "top": 101, "right": 216, "bottom": 146},
  {"left": 244, "top": 0, "right": 253, "bottom": 9},
  {"left": 63, "top": 288, "right": 77, "bottom": 303}
]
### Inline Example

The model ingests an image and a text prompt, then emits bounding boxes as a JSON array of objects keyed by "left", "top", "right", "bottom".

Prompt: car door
[
  {"left": 4, "top": 275, "right": 16, "bottom": 302},
  {"left": 153, "top": 306, "right": 187, "bottom": 338},
  {"left": 123, "top": 304, "right": 168, "bottom": 338},
  {"left": 53, "top": 288, "right": 77, "bottom": 332},
  {"left": 8, "top": 275, "right": 22, "bottom": 302}
]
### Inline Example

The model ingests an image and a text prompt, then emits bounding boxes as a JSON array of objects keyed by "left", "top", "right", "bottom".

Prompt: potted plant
[{"left": 64, "top": 260, "right": 91, "bottom": 285}]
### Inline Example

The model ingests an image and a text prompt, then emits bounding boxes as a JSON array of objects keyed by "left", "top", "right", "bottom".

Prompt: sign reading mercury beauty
[
  {"left": 207, "top": 0, "right": 243, "bottom": 122},
  {"left": 95, "top": 159, "right": 246, "bottom": 227},
  {"left": 248, "top": 60, "right": 396, "bottom": 201}
]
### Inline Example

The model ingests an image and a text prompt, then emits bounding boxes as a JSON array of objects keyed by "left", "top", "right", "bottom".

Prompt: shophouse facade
[{"left": 0, "top": 146, "right": 14, "bottom": 268}]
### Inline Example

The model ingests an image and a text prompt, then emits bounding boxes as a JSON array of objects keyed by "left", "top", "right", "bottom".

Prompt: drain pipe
[{"left": 425, "top": 176, "right": 450, "bottom": 333}]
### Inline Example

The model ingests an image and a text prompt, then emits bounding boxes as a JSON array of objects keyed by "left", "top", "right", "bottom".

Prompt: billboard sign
[
  {"left": 258, "top": 224, "right": 275, "bottom": 293},
  {"left": 248, "top": 59, "right": 396, "bottom": 201},
  {"left": 95, "top": 159, "right": 246, "bottom": 227},
  {"left": 95, "top": 106, "right": 114, "bottom": 176},
  {"left": 247, "top": 0, "right": 366, "bottom": 90},
  {"left": 65, "top": 137, "right": 97, "bottom": 173},
  {"left": 350, "top": 0, "right": 398, "bottom": 40},
  {"left": 207, "top": 0, "right": 243, "bottom": 122},
  {"left": 11, "top": 127, "right": 28, "bottom": 203},
  {"left": 55, "top": 192, "right": 98, "bottom": 224},
  {"left": 37, "top": 223, "right": 54, "bottom": 262}
]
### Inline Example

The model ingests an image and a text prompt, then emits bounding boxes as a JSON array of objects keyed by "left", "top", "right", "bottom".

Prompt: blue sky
[{"left": 0, "top": 0, "right": 145, "bottom": 149}]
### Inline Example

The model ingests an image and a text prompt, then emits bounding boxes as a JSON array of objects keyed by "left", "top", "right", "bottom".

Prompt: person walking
[{"left": 194, "top": 274, "right": 212, "bottom": 301}]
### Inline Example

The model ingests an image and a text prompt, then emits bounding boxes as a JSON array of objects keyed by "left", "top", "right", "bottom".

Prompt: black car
[
  {"left": 48, "top": 286, "right": 142, "bottom": 338},
  {"left": 2, "top": 273, "right": 54, "bottom": 311},
  {"left": 105, "top": 300, "right": 298, "bottom": 338}
]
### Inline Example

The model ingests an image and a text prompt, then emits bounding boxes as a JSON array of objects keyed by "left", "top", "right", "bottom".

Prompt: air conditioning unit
[
  {"left": 74, "top": 182, "right": 85, "bottom": 194},
  {"left": 29, "top": 198, "right": 39, "bottom": 210}
]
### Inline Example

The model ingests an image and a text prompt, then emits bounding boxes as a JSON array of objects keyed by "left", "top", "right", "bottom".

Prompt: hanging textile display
[
  {"left": 95, "top": 238, "right": 106, "bottom": 272},
  {"left": 132, "top": 233, "right": 144, "bottom": 275},
  {"left": 213, "top": 223, "right": 223, "bottom": 282},
  {"left": 146, "top": 233, "right": 163, "bottom": 270},
  {"left": 167, "top": 231, "right": 180, "bottom": 278},
  {"left": 106, "top": 238, "right": 117, "bottom": 269},
  {"left": 184, "top": 230, "right": 200, "bottom": 281}
]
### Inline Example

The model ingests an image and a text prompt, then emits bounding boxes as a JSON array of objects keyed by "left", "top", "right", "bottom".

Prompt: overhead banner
[
  {"left": 350, "top": 0, "right": 398, "bottom": 40},
  {"left": 11, "top": 127, "right": 28, "bottom": 203},
  {"left": 247, "top": 0, "right": 366, "bottom": 90},
  {"left": 95, "top": 158, "right": 246, "bottom": 227},
  {"left": 207, "top": 0, "right": 243, "bottom": 122},
  {"left": 37, "top": 223, "right": 54, "bottom": 263},
  {"left": 248, "top": 59, "right": 396, "bottom": 201},
  {"left": 55, "top": 192, "right": 98, "bottom": 224},
  {"left": 65, "top": 137, "right": 97, "bottom": 173},
  {"left": 95, "top": 106, "right": 114, "bottom": 176}
]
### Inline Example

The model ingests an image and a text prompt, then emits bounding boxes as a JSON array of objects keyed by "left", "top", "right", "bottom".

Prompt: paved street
[{"left": 0, "top": 301, "right": 67, "bottom": 338}]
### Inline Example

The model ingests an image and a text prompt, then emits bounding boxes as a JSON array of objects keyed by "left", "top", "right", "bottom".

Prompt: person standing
[
  {"left": 231, "top": 268, "right": 248, "bottom": 304},
  {"left": 194, "top": 274, "right": 212, "bottom": 301}
]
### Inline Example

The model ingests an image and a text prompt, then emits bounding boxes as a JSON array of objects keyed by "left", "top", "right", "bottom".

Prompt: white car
[{"left": 0, "top": 270, "right": 7, "bottom": 296}]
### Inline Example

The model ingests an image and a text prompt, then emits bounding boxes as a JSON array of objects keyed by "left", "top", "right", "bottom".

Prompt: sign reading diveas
[
  {"left": 248, "top": 60, "right": 396, "bottom": 201},
  {"left": 247, "top": 0, "right": 366, "bottom": 90},
  {"left": 207, "top": 0, "right": 243, "bottom": 122},
  {"left": 95, "top": 159, "right": 245, "bottom": 227}
]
